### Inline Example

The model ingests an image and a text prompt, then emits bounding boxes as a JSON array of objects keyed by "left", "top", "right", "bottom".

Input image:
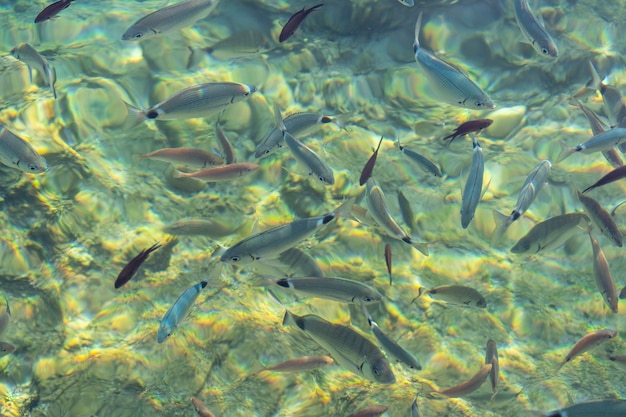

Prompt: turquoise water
[{"left": 0, "top": 0, "right": 626, "bottom": 416}]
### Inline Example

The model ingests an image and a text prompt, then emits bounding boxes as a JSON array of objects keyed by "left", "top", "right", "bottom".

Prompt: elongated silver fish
[
  {"left": 173, "top": 162, "right": 258, "bottom": 182},
  {"left": 157, "top": 280, "right": 207, "bottom": 343},
  {"left": 545, "top": 399, "right": 626, "bottom": 417},
  {"left": 461, "top": 138, "right": 484, "bottom": 229},
  {"left": 587, "top": 228, "right": 618, "bottom": 313},
  {"left": 220, "top": 199, "right": 352, "bottom": 264},
  {"left": 514, "top": 0, "right": 558, "bottom": 57},
  {"left": 215, "top": 122, "right": 235, "bottom": 164},
  {"left": 365, "top": 178, "right": 428, "bottom": 256},
  {"left": 584, "top": 61, "right": 626, "bottom": 128},
  {"left": 557, "top": 128, "right": 626, "bottom": 163},
  {"left": 163, "top": 217, "right": 242, "bottom": 237},
  {"left": 284, "top": 130, "right": 334, "bottom": 185},
  {"left": 577, "top": 192, "right": 622, "bottom": 248},
  {"left": 258, "top": 355, "right": 334, "bottom": 373},
  {"left": 413, "top": 13, "right": 494, "bottom": 109},
  {"left": 123, "top": 82, "right": 256, "bottom": 128},
  {"left": 397, "top": 0, "right": 414, "bottom": 7},
  {"left": 273, "top": 276, "right": 383, "bottom": 304},
  {"left": 282, "top": 310, "right": 395, "bottom": 384},
  {"left": 122, "top": 0, "right": 220, "bottom": 41},
  {"left": 139, "top": 147, "right": 223, "bottom": 168},
  {"left": 11, "top": 43, "right": 57, "bottom": 99},
  {"left": 493, "top": 160, "right": 551, "bottom": 240},
  {"left": 0, "top": 125, "right": 48, "bottom": 173},
  {"left": 557, "top": 328, "right": 617, "bottom": 371},
  {"left": 511, "top": 213, "right": 589, "bottom": 254},
  {"left": 398, "top": 139, "right": 442, "bottom": 177},
  {"left": 415, "top": 285, "right": 486, "bottom": 308}
]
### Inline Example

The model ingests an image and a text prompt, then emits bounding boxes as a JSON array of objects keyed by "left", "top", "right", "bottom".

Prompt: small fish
[
  {"left": 584, "top": 61, "right": 626, "bottom": 128},
  {"left": 485, "top": 339, "right": 499, "bottom": 398},
  {"left": 257, "top": 355, "right": 334, "bottom": 373},
  {"left": 279, "top": 4, "right": 323, "bottom": 43},
  {"left": 359, "top": 136, "right": 384, "bottom": 186},
  {"left": 577, "top": 192, "right": 622, "bottom": 247},
  {"left": 396, "top": 0, "right": 414, "bottom": 7},
  {"left": 366, "top": 179, "right": 428, "bottom": 255},
  {"left": 461, "top": 138, "right": 484, "bottom": 229},
  {"left": 274, "top": 247, "right": 325, "bottom": 278},
  {"left": 411, "top": 396, "right": 421, "bottom": 417},
  {"left": 11, "top": 43, "right": 57, "bottom": 99},
  {"left": 557, "top": 128, "right": 626, "bottom": 163},
  {"left": 396, "top": 190, "right": 416, "bottom": 232},
  {"left": 586, "top": 228, "right": 618, "bottom": 313},
  {"left": 0, "top": 342, "right": 16, "bottom": 358},
  {"left": 157, "top": 280, "right": 208, "bottom": 343},
  {"left": 123, "top": 82, "right": 256, "bottom": 128},
  {"left": 273, "top": 276, "right": 383, "bottom": 304},
  {"left": 346, "top": 405, "right": 389, "bottom": 417},
  {"left": 397, "top": 143, "right": 442, "bottom": 177},
  {"left": 215, "top": 122, "right": 235, "bottom": 164},
  {"left": 557, "top": 329, "right": 617, "bottom": 371},
  {"left": 513, "top": 0, "right": 559, "bottom": 57},
  {"left": 163, "top": 218, "right": 240, "bottom": 237},
  {"left": 173, "top": 162, "right": 259, "bottom": 182},
  {"left": 545, "top": 399, "right": 626, "bottom": 417},
  {"left": 384, "top": 243, "right": 392, "bottom": 286},
  {"left": 431, "top": 364, "right": 493, "bottom": 398},
  {"left": 511, "top": 213, "right": 589, "bottom": 254},
  {"left": 414, "top": 285, "right": 486, "bottom": 308},
  {"left": 0, "top": 125, "right": 48, "bottom": 173},
  {"left": 190, "top": 396, "right": 216, "bottom": 417},
  {"left": 442, "top": 119, "right": 493, "bottom": 145},
  {"left": 139, "top": 148, "right": 223, "bottom": 169},
  {"left": 0, "top": 297, "right": 11, "bottom": 336},
  {"left": 583, "top": 166, "right": 626, "bottom": 194},
  {"left": 284, "top": 130, "right": 334, "bottom": 185},
  {"left": 115, "top": 242, "right": 161, "bottom": 289},
  {"left": 282, "top": 310, "right": 395, "bottom": 384},
  {"left": 34, "top": 0, "right": 73, "bottom": 23},
  {"left": 413, "top": 13, "right": 494, "bottom": 109},
  {"left": 122, "top": 0, "right": 220, "bottom": 41}
]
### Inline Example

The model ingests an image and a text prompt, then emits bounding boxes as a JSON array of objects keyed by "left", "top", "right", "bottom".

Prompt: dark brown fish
[
  {"left": 114, "top": 242, "right": 161, "bottom": 289},
  {"left": 35, "top": 0, "right": 73, "bottom": 23},
  {"left": 443, "top": 119, "right": 493, "bottom": 144},
  {"left": 279, "top": 3, "right": 323, "bottom": 43},
  {"left": 384, "top": 243, "right": 392, "bottom": 286},
  {"left": 359, "top": 136, "right": 384, "bottom": 186},
  {"left": 582, "top": 165, "right": 626, "bottom": 193}
]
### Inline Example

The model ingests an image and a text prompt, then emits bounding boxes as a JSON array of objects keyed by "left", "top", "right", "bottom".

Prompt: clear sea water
[{"left": 0, "top": 0, "right": 625, "bottom": 416}]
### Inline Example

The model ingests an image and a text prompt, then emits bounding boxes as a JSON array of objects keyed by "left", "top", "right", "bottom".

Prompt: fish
[
  {"left": 257, "top": 355, "right": 334, "bottom": 373},
  {"left": 215, "top": 122, "right": 235, "bottom": 164},
  {"left": 362, "top": 305, "right": 422, "bottom": 370},
  {"left": 193, "top": 30, "right": 271, "bottom": 62},
  {"left": 396, "top": 0, "right": 414, "bottom": 7},
  {"left": 431, "top": 364, "right": 493, "bottom": 398},
  {"left": 557, "top": 128, "right": 626, "bottom": 163},
  {"left": 366, "top": 178, "right": 428, "bottom": 255},
  {"left": 284, "top": 130, "right": 334, "bottom": 185},
  {"left": 0, "top": 125, "right": 48, "bottom": 173},
  {"left": 279, "top": 4, "right": 323, "bottom": 43},
  {"left": 0, "top": 297, "right": 11, "bottom": 336},
  {"left": 411, "top": 395, "right": 421, "bottom": 417},
  {"left": 173, "top": 162, "right": 259, "bottom": 182},
  {"left": 190, "top": 396, "right": 216, "bottom": 417},
  {"left": 461, "top": 138, "right": 484, "bottom": 229},
  {"left": 442, "top": 119, "right": 493, "bottom": 145},
  {"left": 163, "top": 218, "right": 241, "bottom": 237},
  {"left": 577, "top": 192, "right": 622, "bottom": 247},
  {"left": 272, "top": 276, "right": 383, "bottom": 304},
  {"left": 220, "top": 199, "right": 353, "bottom": 264},
  {"left": 584, "top": 61, "right": 626, "bottom": 128},
  {"left": 282, "top": 310, "right": 396, "bottom": 384},
  {"left": 413, "top": 12, "right": 494, "bottom": 109},
  {"left": 621, "top": 286, "right": 626, "bottom": 300},
  {"left": 582, "top": 166, "right": 626, "bottom": 194},
  {"left": 359, "top": 136, "right": 384, "bottom": 186},
  {"left": 34, "top": 0, "right": 73, "bottom": 23},
  {"left": 10, "top": 43, "right": 57, "bottom": 99},
  {"left": 544, "top": 399, "right": 626, "bottom": 417},
  {"left": 384, "top": 243, "right": 392, "bottom": 286},
  {"left": 121, "top": 0, "right": 220, "bottom": 41},
  {"left": 157, "top": 280, "right": 208, "bottom": 343},
  {"left": 557, "top": 328, "right": 617, "bottom": 371},
  {"left": 396, "top": 190, "right": 416, "bottom": 233},
  {"left": 138, "top": 148, "right": 223, "bottom": 169},
  {"left": 114, "top": 242, "right": 161, "bottom": 289},
  {"left": 346, "top": 405, "right": 389, "bottom": 417},
  {"left": 273, "top": 247, "right": 325, "bottom": 278},
  {"left": 586, "top": 228, "right": 618, "bottom": 313},
  {"left": 513, "top": 0, "right": 559, "bottom": 57},
  {"left": 510, "top": 213, "right": 589, "bottom": 254},
  {"left": 0, "top": 342, "right": 16, "bottom": 358},
  {"left": 492, "top": 160, "right": 551, "bottom": 241},
  {"left": 485, "top": 339, "right": 499, "bottom": 397},
  {"left": 123, "top": 82, "right": 256, "bottom": 128},
  {"left": 398, "top": 143, "right": 442, "bottom": 177},
  {"left": 414, "top": 285, "right": 486, "bottom": 308}
]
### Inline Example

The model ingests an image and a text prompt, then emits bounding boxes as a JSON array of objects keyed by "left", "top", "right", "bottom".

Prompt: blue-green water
[{"left": 0, "top": 0, "right": 626, "bottom": 416}]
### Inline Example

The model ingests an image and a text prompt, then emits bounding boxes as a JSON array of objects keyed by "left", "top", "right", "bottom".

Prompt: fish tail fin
[
  {"left": 272, "top": 102, "right": 286, "bottom": 133},
  {"left": 172, "top": 169, "right": 186, "bottom": 179},
  {"left": 555, "top": 141, "right": 574, "bottom": 164},
  {"left": 330, "top": 112, "right": 351, "bottom": 133},
  {"left": 332, "top": 196, "right": 356, "bottom": 220},
  {"left": 491, "top": 210, "right": 511, "bottom": 245},
  {"left": 413, "top": 12, "right": 423, "bottom": 51},
  {"left": 249, "top": 358, "right": 267, "bottom": 375},
  {"left": 411, "top": 287, "right": 428, "bottom": 304},
  {"left": 282, "top": 310, "right": 296, "bottom": 327},
  {"left": 587, "top": 60, "right": 603, "bottom": 91},
  {"left": 249, "top": 274, "right": 276, "bottom": 287},
  {"left": 410, "top": 241, "right": 429, "bottom": 256},
  {"left": 122, "top": 100, "right": 146, "bottom": 129},
  {"left": 47, "top": 65, "right": 57, "bottom": 99}
]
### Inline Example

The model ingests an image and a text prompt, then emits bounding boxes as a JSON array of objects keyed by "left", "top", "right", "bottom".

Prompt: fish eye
[
  {"left": 134, "top": 33, "right": 143, "bottom": 39},
  {"left": 541, "top": 47, "right": 549, "bottom": 55},
  {"left": 230, "top": 256, "right": 241, "bottom": 262},
  {"left": 318, "top": 176, "right": 325, "bottom": 182},
  {"left": 363, "top": 296, "right": 373, "bottom": 302},
  {"left": 475, "top": 101, "right": 483, "bottom": 107},
  {"left": 373, "top": 366, "right": 381, "bottom": 375},
  {"left": 28, "top": 164, "right": 38, "bottom": 171}
]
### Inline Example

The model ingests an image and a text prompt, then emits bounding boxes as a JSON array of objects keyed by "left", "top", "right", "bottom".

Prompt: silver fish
[
  {"left": 258, "top": 355, "right": 334, "bottom": 373},
  {"left": 163, "top": 217, "right": 241, "bottom": 237},
  {"left": 492, "top": 160, "right": 551, "bottom": 240},
  {"left": 461, "top": 138, "right": 484, "bottom": 229},
  {"left": 0, "top": 125, "right": 48, "bottom": 173},
  {"left": 122, "top": 0, "right": 220, "bottom": 41},
  {"left": 587, "top": 228, "right": 618, "bottom": 313},
  {"left": 282, "top": 310, "right": 396, "bottom": 384},
  {"left": 11, "top": 43, "right": 57, "bottom": 99},
  {"left": 398, "top": 140, "right": 442, "bottom": 177},
  {"left": 513, "top": 0, "right": 559, "bottom": 57},
  {"left": 557, "top": 328, "right": 617, "bottom": 371},
  {"left": 123, "top": 82, "right": 256, "bottom": 128},
  {"left": 157, "top": 280, "right": 207, "bottom": 343},
  {"left": 139, "top": 147, "right": 223, "bottom": 168},
  {"left": 273, "top": 276, "right": 383, "bottom": 304},
  {"left": 0, "top": 342, "right": 16, "bottom": 358},
  {"left": 396, "top": 0, "right": 414, "bottom": 7},
  {"left": 284, "top": 130, "right": 334, "bottom": 185},
  {"left": 413, "top": 13, "right": 494, "bottom": 109},
  {"left": 215, "top": 122, "right": 235, "bottom": 164},
  {"left": 365, "top": 178, "right": 428, "bottom": 256},
  {"left": 557, "top": 128, "right": 626, "bottom": 163},
  {"left": 511, "top": 213, "right": 589, "bottom": 254},
  {"left": 411, "top": 395, "right": 421, "bottom": 417},
  {"left": 415, "top": 285, "right": 486, "bottom": 308},
  {"left": 220, "top": 199, "right": 352, "bottom": 265},
  {"left": 545, "top": 399, "right": 626, "bottom": 417},
  {"left": 577, "top": 192, "right": 622, "bottom": 247},
  {"left": 585, "top": 61, "right": 626, "bottom": 128}
]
